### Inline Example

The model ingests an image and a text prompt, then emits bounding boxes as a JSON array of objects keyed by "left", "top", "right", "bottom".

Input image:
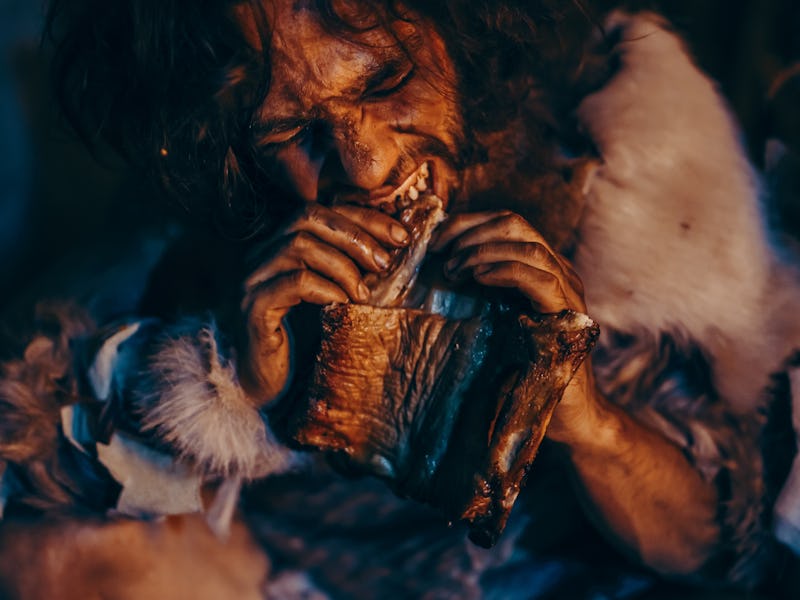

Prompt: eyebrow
[{"left": 348, "top": 57, "right": 409, "bottom": 96}]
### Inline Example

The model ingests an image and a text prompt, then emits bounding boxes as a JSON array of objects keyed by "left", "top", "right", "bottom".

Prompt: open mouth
[{"left": 378, "top": 161, "right": 432, "bottom": 214}]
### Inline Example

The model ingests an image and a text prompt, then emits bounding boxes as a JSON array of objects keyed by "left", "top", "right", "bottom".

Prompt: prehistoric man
[{"left": 1, "top": 1, "right": 798, "bottom": 597}]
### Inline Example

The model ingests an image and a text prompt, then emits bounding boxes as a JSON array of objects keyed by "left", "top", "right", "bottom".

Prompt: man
[{"left": 1, "top": 0, "right": 796, "bottom": 597}]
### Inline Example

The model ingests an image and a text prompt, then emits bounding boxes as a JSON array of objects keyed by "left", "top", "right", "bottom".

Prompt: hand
[
  {"left": 431, "top": 209, "right": 595, "bottom": 441},
  {"left": 431, "top": 209, "right": 585, "bottom": 313},
  {"left": 241, "top": 203, "right": 409, "bottom": 404}
]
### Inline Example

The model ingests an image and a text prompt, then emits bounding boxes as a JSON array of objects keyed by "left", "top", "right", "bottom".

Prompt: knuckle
[
  {"left": 291, "top": 269, "right": 312, "bottom": 288},
  {"left": 525, "top": 242, "right": 547, "bottom": 263},
  {"left": 543, "top": 271, "right": 562, "bottom": 292},
  {"left": 472, "top": 244, "right": 491, "bottom": 260},
  {"left": 289, "top": 231, "right": 313, "bottom": 252},
  {"left": 510, "top": 262, "right": 527, "bottom": 281},
  {"left": 498, "top": 213, "right": 522, "bottom": 231},
  {"left": 302, "top": 203, "right": 325, "bottom": 223},
  {"left": 349, "top": 229, "right": 364, "bottom": 245}
]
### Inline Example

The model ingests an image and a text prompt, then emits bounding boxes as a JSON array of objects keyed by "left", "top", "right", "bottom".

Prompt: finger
[
  {"left": 245, "top": 233, "right": 368, "bottom": 302},
  {"left": 471, "top": 262, "right": 570, "bottom": 313},
  {"left": 445, "top": 241, "right": 562, "bottom": 280},
  {"left": 247, "top": 270, "right": 349, "bottom": 315},
  {"left": 555, "top": 256, "right": 585, "bottom": 299},
  {"left": 289, "top": 204, "right": 392, "bottom": 272},
  {"left": 447, "top": 213, "right": 553, "bottom": 255},
  {"left": 430, "top": 210, "right": 513, "bottom": 251},
  {"left": 331, "top": 205, "right": 410, "bottom": 248}
]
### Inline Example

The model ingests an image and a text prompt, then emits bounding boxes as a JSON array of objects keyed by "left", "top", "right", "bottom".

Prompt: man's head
[
  {"left": 238, "top": 1, "right": 466, "bottom": 213},
  {"left": 47, "top": 0, "right": 595, "bottom": 236}
]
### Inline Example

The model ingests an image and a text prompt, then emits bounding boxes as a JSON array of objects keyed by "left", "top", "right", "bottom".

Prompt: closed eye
[
  {"left": 251, "top": 119, "right": 311, "bottom": 149},
  {"left": 363, "top": 63, "right": 415, "bottom": 100}
]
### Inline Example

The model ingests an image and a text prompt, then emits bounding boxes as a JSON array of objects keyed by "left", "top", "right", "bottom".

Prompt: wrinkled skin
[{"left": 238, "top": 0, "right": 719, "bottom": 575}]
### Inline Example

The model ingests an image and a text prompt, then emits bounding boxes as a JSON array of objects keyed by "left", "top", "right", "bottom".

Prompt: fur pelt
[
  {"left": 574, "top": 12, "right": 800, "bottom": 414},
  {"left": 0, "top": 302, "right": 112, "bottom": 512},
  {"left": 131, "top": 319, "right": 302, "bottom": 480}
]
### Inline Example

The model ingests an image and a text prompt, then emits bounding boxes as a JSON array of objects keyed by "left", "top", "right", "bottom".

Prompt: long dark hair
[{"left": 45, "top": 0, "right": 597, "bottom": 239}]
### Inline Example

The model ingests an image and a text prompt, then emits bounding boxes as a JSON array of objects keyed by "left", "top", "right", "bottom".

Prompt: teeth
[{"left": 384, "top": 162, "right": 432, "bottom": 210}]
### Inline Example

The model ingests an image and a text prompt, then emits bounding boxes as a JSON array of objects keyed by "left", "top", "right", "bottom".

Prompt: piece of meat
[
  {"left": 289, "top": 187, "right": 599, "bottom": 545},
  {"left": 290, "top": 303, "right": 599, "bottom": 546},
  {"left": 363, "top": 194, "right": 445, "bottom": 308}
]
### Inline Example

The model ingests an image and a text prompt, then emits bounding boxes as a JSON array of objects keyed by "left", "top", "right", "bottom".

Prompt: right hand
[{"left": 241, "top": 203, "right": 409, "bottom": 404}]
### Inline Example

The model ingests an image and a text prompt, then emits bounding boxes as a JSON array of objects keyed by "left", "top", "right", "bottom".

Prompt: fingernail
[
  {"left": 357, "top": 282, "right": 370, "bottom": 302},
  {"left": 390, "top": 224, "right": 409, "bottom": 244},
  {"left": 375, "top": 251, "right": 390, "bottom": 270}
]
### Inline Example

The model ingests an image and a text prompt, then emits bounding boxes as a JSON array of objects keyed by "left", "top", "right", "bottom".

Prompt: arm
[
  {"left": 240, "top": 203, "right": 410, "bottom": 404},
  {"left": 432, "top": 210, "right": 753, "bottom": 579},
  {"left": 115, "top": 202, "right": 411, "bottom": 479},
  {"left": 549, "top": 372, "right": 719, "bottom": 575}
]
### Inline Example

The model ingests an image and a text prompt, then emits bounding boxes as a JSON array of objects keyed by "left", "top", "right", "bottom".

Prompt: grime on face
[{"left": 237, "top": 0, "right": 467, "bottom": 213}]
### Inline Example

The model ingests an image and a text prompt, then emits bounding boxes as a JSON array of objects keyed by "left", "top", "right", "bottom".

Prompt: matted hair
[{"left": 45, "top": 0, "right": 597, "bottom": 238}]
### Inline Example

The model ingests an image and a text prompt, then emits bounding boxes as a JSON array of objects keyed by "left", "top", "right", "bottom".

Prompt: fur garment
[{"left": 1, "top": 10, "right": 798, "bottom": 595}]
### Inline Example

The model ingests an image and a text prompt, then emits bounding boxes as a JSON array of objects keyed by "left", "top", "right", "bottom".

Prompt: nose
[
  {"left": 331, "top": 118, "right": 399, "bottom": 193},
  {"left": 278, "top": 115, "right": 399, "bottom": 203}
]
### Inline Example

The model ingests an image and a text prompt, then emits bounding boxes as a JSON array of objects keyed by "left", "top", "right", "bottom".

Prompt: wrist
[{"left": 547, "top": 377, "right": 631, "bottom": 457}]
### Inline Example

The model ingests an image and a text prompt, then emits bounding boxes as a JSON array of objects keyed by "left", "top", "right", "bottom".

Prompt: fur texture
[
  {"left": 0, "top": 303, "right": 95, "bottom": 509},
  {"left": 133, "top": 320, "right": 301, "bottom": 480},
  {"left": 575, "top": 12, "right": 800, "bottom": 414}
]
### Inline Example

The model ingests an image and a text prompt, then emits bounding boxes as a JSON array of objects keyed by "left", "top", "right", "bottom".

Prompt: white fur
[
  {"left": 136, "top": 324, "right": 299, "bottom": 479},
  {"left": 574, "top": 12, "right": 800, "bottom": 413}
]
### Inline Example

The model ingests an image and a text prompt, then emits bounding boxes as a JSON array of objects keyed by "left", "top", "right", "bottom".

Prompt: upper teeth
[{"left": 394, "top": 162, "right": 431, "bottom": 209}]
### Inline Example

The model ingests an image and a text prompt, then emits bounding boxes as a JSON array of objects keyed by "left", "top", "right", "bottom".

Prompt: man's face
[{"left": 239, "top": 0, "right": 466, "bottom": 211}]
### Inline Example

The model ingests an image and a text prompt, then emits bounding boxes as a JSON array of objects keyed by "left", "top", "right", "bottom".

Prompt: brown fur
[
  {"left": 0, "top": 302, "right": 97, "bottom": 511},
  {"left": 0, "top": 514, "right": 268, "bottom": 600}
]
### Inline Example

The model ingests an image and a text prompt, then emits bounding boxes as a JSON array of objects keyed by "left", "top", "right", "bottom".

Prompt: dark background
[{"left": 0, "top": 0, "right": 798, "bottom": 308}]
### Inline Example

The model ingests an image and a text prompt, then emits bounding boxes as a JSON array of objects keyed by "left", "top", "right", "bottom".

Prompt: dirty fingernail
[
  {"left": 357, "top": 282, "right": 370, "bottom": 302},
  {"left": 375, "top": 251, "right": 390, "bottom": 270},
  {"left": 391, "top": 224, "right": 409, "bottom": 244}
]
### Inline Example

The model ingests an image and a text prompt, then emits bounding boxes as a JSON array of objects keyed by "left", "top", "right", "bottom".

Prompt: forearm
[{"left": 551, "top": 386, "right": 719, "bottom": 575}]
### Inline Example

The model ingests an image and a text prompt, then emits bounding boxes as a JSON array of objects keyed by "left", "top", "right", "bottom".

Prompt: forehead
[{"left": 238, "top": 1, "right": 411, "bottom": 115}]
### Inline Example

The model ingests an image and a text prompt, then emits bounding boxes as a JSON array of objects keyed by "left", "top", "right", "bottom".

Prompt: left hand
[
  {"left": 431, "top": 209, "right": 598, "bottom": 443},
  {"left": 431, "top": 209, "right": 585, "bottom": 313}
]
